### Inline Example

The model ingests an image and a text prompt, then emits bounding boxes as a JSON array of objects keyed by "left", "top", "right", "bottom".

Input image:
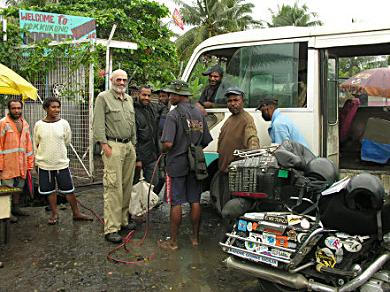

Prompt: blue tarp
[{"left": 361, "top": 138, "right": 390, "bottom": 164}]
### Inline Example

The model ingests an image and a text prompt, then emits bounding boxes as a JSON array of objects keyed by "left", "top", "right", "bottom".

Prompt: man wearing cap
[
  {"left": 257, "top": 96, "right": 308, "bottom": 148},
  {"left": 196, "top": 64, "right": 225, "bottom": 114},
  {"left": 159, "top": 80, "right": 212, "bottom": 250},
  {"left": 93, "top": 69, "right": 137, "bottom": 244},
  {"left": 216, "top": 87, "right": 260, "bottom": 222},
  {"left": 218, "top": 87, "right": 260, "bottom": 172}
]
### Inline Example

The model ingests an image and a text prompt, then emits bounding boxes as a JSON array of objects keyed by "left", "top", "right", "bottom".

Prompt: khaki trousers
[{"left": 102, "top": 140, "right": 136, "bottom": 234}]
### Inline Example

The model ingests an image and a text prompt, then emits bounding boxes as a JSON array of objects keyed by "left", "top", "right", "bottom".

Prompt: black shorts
[{"left": 38, "top": 167, "right": 75, "bottom": 195}]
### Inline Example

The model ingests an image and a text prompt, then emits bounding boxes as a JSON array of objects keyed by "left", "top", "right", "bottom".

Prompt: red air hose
[{"left": 77, "top": 153, "right": 165, "bottom": 265}]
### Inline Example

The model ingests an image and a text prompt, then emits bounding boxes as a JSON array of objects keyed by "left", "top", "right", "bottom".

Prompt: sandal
[{"left": 157, "top": 238, "right": 179, "bottom": 251}]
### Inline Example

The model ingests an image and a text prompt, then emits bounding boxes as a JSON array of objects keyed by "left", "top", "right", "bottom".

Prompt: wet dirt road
[{"left": 0, "top": 187, "right": 259, "bottom": 291}]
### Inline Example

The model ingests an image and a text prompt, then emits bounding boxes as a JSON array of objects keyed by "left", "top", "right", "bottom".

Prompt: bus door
[{"left": 320, "top": 50, "right": 339, "bottom": 168}]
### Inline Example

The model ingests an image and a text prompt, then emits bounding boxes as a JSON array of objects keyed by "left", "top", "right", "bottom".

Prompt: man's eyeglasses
[{"left": 115, "top": 78, "right": 128, "bottom": 82}]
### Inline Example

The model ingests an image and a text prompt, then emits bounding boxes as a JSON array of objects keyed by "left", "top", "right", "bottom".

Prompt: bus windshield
[{"left": 188, "top": 42, "right": 308, "bottom": 108}]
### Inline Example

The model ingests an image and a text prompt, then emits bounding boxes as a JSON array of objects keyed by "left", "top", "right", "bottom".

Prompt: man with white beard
[{"left": 93, "top": 69, "right": 137, "bottom": 244}]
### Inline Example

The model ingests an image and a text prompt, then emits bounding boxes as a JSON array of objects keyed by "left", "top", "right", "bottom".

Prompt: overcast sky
[
  {"left": 157, "top": 0, "right": 390, "bottom": 35},
  {"left": 2, "top": 0, "right": 390, "bottom": 33}
]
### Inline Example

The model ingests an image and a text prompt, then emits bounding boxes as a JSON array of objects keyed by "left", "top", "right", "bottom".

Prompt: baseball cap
[
  {"left": 202, "top": 64, "right": 224, "bottom": 76},
  {"left": 256, "top": 96, "right": 278, "bottom": 110},
  {"left": 224, "top": 87, "right": 245, "bottom": 97}
]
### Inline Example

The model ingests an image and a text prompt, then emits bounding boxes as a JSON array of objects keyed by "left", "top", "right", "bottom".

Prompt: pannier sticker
[
  {"left": 263, "top": 228, "right": 284, "bottom": 235},
  {"left": 255, "top": 245, "right": 269, "bottom": 254},
  {"left": 238, "top": 220, "right": 247, "bottom": 232},
  {"left": 271, "top": 248, "right": 291, "bottom": 259},
  {"left": 288, "top": 241, "right": 297, "bottom": 249},
  {"left": 325, "top": 236, "right": 343, "bottom": 250},
  {"left": 275, "top": 235, "right": 289, "bottom": 248},
  {"left": 252, "top": 222, "right": 258, "bottom": 231},
  {"left": 227, "top": 247, "right": 278, "bottom": 267},
  {"left": 287, "top": 215, "right": 302, "bottom": 226},
  {"left": 287, "top": 229, "right": 297, "bottom": 241},
  {"left": 259, "top": 250, "right": 272, "bottom": 257},
  {"left": 300, "top": 218, "right": 310, "bottom": 230},
  {"left": 260, "top": 220, "right": 286, "bottom": 232},
  {"left": 247, "top": 222, "right": 253, "bottom": 232},
  {"left": 343, "top": 239, "right": 362, "bottom": 253},
  {"left": 315, "top": 248, "right": 336, "bottom": 268},
  {"left": 244, "top": 236, "right": 258, "bottom": 251},
  {"left": 263, "top": 232, "right": 276, "bottom": 245},
  {"left": 265, "top": 214, "right": 288, "bottom": 224}
]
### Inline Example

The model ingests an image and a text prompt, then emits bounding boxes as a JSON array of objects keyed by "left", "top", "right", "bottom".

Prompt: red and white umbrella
[{"left": 340, "top": 67, "right": 390, "bottom": 98}]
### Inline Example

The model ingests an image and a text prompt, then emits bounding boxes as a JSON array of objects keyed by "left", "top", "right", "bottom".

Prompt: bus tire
[{"left": 210, "top": 171, "right": 231, "bottom": 216}]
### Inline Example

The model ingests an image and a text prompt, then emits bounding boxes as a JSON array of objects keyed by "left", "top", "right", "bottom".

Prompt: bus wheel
[{"left": 210, "top": 171, "right": 231, "bottom": 216}]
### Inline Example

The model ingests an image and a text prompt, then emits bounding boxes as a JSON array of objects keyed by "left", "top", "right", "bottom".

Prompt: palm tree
[
  {"left": 265, "top": 1, "right": 322, "bottom": 27},
  {"left": 174, "top": 0, "right": 260, "bottom": 61}
]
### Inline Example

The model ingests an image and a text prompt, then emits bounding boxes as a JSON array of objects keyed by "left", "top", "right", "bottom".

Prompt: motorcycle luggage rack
[{"left": 233, "top": 146, "right": 279, "bottom": 158}]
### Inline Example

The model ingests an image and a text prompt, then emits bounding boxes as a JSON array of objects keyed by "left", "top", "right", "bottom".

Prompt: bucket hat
[{"left": 162, "top": 80, "right": 192, "bottom": 96}]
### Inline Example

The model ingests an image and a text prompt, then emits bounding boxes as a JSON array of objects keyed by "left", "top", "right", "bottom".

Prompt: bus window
[{"left": 187, "top": 42, "right": 308, "bottom": 108}]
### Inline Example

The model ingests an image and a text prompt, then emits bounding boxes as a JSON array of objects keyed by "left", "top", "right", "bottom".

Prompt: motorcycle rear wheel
[{"left": 210, "top": 171, "right": 230, "bottom": 215}]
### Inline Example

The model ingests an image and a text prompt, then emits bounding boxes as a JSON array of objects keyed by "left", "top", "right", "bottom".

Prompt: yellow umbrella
[{"left": 0, "top": 63, "right": 38, "bottom": 101}]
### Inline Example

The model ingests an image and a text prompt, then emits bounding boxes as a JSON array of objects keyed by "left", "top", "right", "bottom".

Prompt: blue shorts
[
  {"left": 38, "top": 167, "right": 75, "bottom": 195},
  {"left": 165, "top": 174, "right": 202, "bottom": 206}
]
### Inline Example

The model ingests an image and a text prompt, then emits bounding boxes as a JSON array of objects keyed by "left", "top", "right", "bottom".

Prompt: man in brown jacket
[{"left": 214, "top": 87, "right": 260, "bottom": 220}]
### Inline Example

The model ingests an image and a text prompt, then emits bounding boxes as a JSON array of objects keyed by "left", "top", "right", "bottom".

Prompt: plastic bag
[{"left": 129, "top": 172, "right": 160, "bottom": 217}]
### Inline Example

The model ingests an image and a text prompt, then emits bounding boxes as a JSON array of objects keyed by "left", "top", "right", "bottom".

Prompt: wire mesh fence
[{"left": 1, "top": 58, "right": 102, "bottom": 186}]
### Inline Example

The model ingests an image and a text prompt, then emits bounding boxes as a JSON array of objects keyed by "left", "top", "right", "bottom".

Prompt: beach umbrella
[
  {"left": 340, "top": 67, "right": 390, "bottom": 98},
  {"left": 0, "top": 63, "right": 38, "bottom": 101}
]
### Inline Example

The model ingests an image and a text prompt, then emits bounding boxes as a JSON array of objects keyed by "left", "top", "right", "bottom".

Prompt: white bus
[{"left": 182, "top": 23, "right": 390, "bottom": 195}]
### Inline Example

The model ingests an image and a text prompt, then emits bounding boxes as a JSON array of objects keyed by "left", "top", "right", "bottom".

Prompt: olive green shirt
[{"left": 93, "top": 89, "right": 136, "bottom": 145}]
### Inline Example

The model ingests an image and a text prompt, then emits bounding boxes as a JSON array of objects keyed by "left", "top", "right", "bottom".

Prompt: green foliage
[
  {"left": 1, "top": 0, "right": 178, "bottom": 91},
  {"left": 174, "top": 0, "right": 260, "bottom": 62},
  {"left": 266, "top": 0, "right": 322, "bottom": 27},
  {"left": 339, "top": 56, "right": 389, "bottom": 79},
  {"left": 187, "top": 61, "right": 208, "bottom": 99}
]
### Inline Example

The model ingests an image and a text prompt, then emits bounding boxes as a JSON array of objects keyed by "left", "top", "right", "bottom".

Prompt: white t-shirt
[{"left": 33, "top": 119, "right": 71, "bottom": 170}]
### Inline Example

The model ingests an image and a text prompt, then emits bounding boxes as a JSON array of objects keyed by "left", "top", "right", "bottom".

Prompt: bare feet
[
  {"left": 73, "top": 213, "right": 93, "bottom": 221},
  {"left": 190, "top": 236, "right": 199, "bottom": 247},
  {"left": 157, "top": 239, "right": 178, "bottom": 251},
  {"left": 48, "top": 214, "right": 58, "bottom": 225}
]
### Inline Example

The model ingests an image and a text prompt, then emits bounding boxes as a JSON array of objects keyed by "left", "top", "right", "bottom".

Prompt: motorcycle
[
  {"left": 219, "top": 143, "right": 390, "bottom": 291},
  {"left": 220, "top": 211, "right": 390, "bottom": 291}
]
